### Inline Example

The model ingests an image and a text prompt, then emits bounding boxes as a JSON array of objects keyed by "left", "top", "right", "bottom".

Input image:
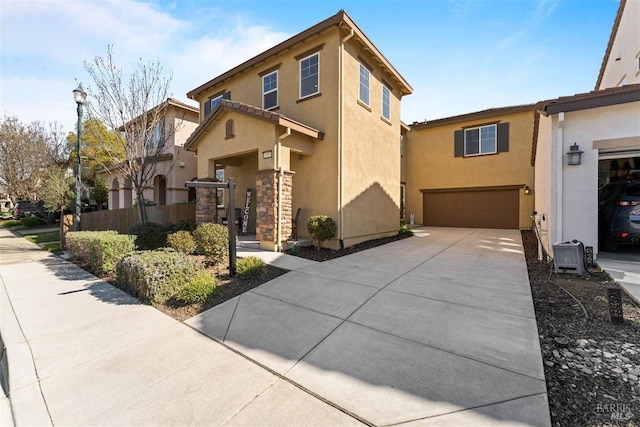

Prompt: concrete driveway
[
  {"left": 598, "top": 246, "right": 640, "bottom": 303},
  {"left": 187, "top": 227, "right": 551, "bottom": 426}
]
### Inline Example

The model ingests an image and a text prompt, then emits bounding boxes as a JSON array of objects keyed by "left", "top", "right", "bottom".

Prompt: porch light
[
  {"left": 566, "top": 143, "right": 583, "bottom": 166},
  {"left": 523, "top": 185, "right": 531, "bottom": 195}
]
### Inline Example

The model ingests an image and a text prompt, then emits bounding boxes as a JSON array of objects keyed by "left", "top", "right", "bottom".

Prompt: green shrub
[
  {"left": 168, "top": 219, "right": 197, "bottom": 233},
  {"left": 167, "top": 230, "right": 197, "bottom": 254},
  {"left": 399, "top": 220, "right": 414, "bottom": 237},
  {"left": 20, "top": 216, "right": 43, "bottom": 228},
  {"left": 306, "top": 215, "right": 336, "bottom": 251},
  {"left": 193, "top": 223, "right": 228, "bottom": 264},
  {"left": 236, "top": 256, "right": 266, "bottom": 280},
  {"left": 67, "top": 231, "right": 135, "bottom": 275},
  {"left": 129, "top": 222, "right": 169, "bottom": 250},
  {"left": 1, "top": 220, "right": 22, "bottom": 228},
  {"left": 176, "top": 272, "right": 217, "bottom": 304},
  {"left": 116, "top": 249, "right": 204, "bottom": 304}
]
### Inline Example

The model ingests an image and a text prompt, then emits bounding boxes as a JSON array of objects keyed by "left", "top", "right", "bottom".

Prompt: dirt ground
[{"left": 522, "top": 230, "right": 640, "bottom": 427}]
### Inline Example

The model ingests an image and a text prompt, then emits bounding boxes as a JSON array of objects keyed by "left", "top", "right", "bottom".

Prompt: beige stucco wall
[
  {"left": 598, "top": 0, "right": 640, "bottom": 89},
  {"left": 405, "top": 109, "right": 535, "bottom": 229}
]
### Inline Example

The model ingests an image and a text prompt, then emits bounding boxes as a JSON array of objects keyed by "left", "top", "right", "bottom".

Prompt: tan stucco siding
[
  {"left": 340, "top": 42, "right": 402, "bottom": 241},
  {"left": 406, "top": 110, "right": 535, "bottom": 229}
]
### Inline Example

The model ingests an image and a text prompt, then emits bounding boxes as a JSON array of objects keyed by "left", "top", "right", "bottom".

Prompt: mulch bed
[
  {"left": 522, "top": 230, "right": 640, "bottom": 427},
  {"left": 287, "top": 233, "right": 412, "bottom": 262}
]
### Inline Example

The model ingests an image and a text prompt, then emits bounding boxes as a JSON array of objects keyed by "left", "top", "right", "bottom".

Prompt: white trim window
[
  {"left": 216, "top": 168, "right": 224, "bottom": 208},
  {"left": 359, "top": 64, "right": 370, "bottom": 105},
  {"left": 464, "top": 124, "right": 497, "bottom": 156},
  {"left": 300, "top": 53, "right": 319, "bottom": 98},
  {"left": 262, "top": 71, "right": 278, "bottom": 110},
  {"left": 382, "top": 85, "right": 391, "bottom": 120}
]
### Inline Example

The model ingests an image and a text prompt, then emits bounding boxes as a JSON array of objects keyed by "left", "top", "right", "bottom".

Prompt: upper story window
[
  {"left": 204, "top": 91, "right": 230, "bottom": 117},
  {"left": 300, "top": 53, "right": 319, "bottom": 98},
  {"left": 381, "top": 85, "right": 391, "bottom": 121},
  {"left": 262, "top": 71, "right": 278, "bottom": 110},
  {"left": 464, "top": 124, "right": 496, "bottom": 156},
  {"left": 359, "top": 64, "right": 370, "bottom": 106},
  {"left": 149, "top": 119, "right": 165, "bottom": 149}
]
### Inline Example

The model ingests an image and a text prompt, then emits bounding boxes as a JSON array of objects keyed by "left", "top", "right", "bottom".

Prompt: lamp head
[{"left": 73, "top": 84, "right": 87, "bottom": 105}]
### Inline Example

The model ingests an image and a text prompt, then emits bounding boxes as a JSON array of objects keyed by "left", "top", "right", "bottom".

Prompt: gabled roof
[
  {"left": 531, "top": 84, "right": 640, "bottom": 165},
  {"left": 535, "top": 84, "right": 640, "bottom": 116},
  {"left": 166, "top": 98, "right": 199, "bottom": 114},
  {"left": 409, "top": 104, "right": 535, "bottom": 130},
  {"left": 184, "top": 100, "right": 324, "bottom": 151},
  {"left": 187, "top": 10, "right": 412, "bottom": 100},
  {"left": 595, "top": 0, "right": 627, "bottom": 90}
]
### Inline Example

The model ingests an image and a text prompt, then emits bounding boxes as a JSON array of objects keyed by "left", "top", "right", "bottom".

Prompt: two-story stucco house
[
  {"left": 185, "top": 10, "right": 412, "bottom": 251},
  {"left": 106, "top": 98, "right": 199, "bottom": 210},
  {"left": 405, "top": 105, "right": 536, "bottom": 230}
]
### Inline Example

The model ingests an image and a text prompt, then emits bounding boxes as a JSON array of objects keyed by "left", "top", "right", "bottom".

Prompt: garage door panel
[{"left": 423, "top": 189, "right": 519, "bottom": 229}]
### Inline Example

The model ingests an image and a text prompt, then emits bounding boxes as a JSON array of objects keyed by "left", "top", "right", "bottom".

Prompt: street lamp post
[{"left": 73, "top": 84, "right": 87, "bottom": 231}]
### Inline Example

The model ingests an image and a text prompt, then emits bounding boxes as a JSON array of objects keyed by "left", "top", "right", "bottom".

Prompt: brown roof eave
[
  {"left": 410, "top": 104, "right": 535, "bottom": 130},
  {"left": 536, "top": 85, "right": 640, "bottom": 116},
  {"left": 186, "top": 10, "right": 412, "bottom": 100}
]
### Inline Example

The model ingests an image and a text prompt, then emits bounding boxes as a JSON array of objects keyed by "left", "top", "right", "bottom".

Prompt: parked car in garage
[{"left": 598, "top": 180, "right": 640, "bottom": 251}]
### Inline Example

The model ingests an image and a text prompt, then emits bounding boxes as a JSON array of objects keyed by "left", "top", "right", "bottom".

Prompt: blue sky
[{"left": 0, "top": 0, "right": 619, "bottom": 134}]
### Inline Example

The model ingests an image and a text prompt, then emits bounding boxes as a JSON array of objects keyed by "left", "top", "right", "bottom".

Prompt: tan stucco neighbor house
[
  {"left": 106, "top": 98, "right": 199, "bottom": 210},
  {"left": 404, "top": 105, "right": 536, "bottom": 230},
  {"left": 185, "top": 10, "right": 412, "bottom": 251}
]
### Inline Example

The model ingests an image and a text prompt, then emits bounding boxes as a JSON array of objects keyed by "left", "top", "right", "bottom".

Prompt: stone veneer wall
[
  {"left": 255, "top": 170, "right": 293, "bottom": 246},
  {"left": 195, "top": 187, "right": 218, "bottom": 225}
]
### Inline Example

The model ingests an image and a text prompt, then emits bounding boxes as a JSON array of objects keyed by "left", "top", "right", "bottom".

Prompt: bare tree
[
  {"left": 0, "top": 116, "right": 67, "bottom": 202},
  {"left": 84, "top": 46, "right": 179, "bottom": 224}
]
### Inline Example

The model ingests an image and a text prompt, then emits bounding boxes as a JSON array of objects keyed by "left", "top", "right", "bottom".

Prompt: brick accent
[
  {"left": 255, "top": 170, "right": 293, "bottom": 247},
  {"left": 195, "top": 187, "right": 218, "bottom": 225}
]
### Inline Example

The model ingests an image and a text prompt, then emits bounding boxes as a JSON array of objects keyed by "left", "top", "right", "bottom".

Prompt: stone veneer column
[
  {"left": 255, "top": 170, "right": 293, "bottom": 249},
  {"left": 195, "top": 187, "right": 218, "bottom": 225}
]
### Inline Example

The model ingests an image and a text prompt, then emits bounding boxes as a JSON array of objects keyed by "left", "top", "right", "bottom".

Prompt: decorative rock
[
  {"left": 629, "top": 374, "right": 638, "bottom": 382},
  {"left": 576, "top": 339, "right": 589, "bottom": 347},
  {"left": 553, "top": 350, "right": 560, "bottom": 358},
  {"left": 603, "top": 352, "right": 615, "bottom": 359},
  {"left": 545, "top": 361, "right": 555, "bottom": 367},
  {"left": 611, "top": 367, "right": 624, "bottom": 374},
  {"left": 582, "top": 368, "right": 593, "bottom": 375}
]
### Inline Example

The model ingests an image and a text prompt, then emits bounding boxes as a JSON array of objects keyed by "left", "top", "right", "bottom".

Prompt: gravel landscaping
[{"left": 522, "top": 230, "right": 640, "bottom": 427}]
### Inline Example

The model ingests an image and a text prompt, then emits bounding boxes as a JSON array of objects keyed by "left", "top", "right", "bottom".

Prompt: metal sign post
[{"left": 185, "top": 178, "right": 236, "bottom": 275}]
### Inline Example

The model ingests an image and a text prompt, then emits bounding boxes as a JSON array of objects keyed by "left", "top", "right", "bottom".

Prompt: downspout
[
  {"left": 556, "top": 112, "right": 564, "bottom": 245},
  {"left": 338, "top": 28, "right": 355, "bottom": 249},
  {"left": 277, "top": 127, "right": 291, "bottom": 251}
]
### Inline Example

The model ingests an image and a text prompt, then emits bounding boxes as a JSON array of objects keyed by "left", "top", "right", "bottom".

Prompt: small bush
[
  {"left": 20, "top": 216, "right": 43, "bottom": 228},
  {"left": 236, "top": 256, "right": 266, "bottom": 280},
  {"left": 176, "top": 272, "right": 217, "bottom": 304},
  {"left": 193, "top": 223, "right": 228, "bottom": 264},
  {"left": 130, "top": 222, "right": 169, "bottom": 250},
  {"left": 167, "top": 230, "right": 197, "bottom": 254},
  {"left": 168, "top": 219, "right": 197, "bottom": 233},
  {"left": 116, "top": 249, "right": 204, "bottom": 304},
  {"left": 399, "top": 220, "right": 414, "bottom": 237},
  {"left": 1, "top": 220, "right": 22, "bottom": 228},
  {"left": 67, "top": 231, "right": 135, "bottom": 275},
  {"left": 306, "top": 215, "right": 336, "bottom": 251}
]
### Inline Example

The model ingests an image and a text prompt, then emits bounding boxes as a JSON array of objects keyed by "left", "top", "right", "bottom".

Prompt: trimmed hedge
[
  {"left": 167, "top": 230, "right": 197, "bottom": 254},
  {"left": 193, "top": 223, "right": 228, "bottom": 265},
  {"left": 20, "top": 216, "right": 43, "bottom": 228},
  {"left": 129, "top": 222, "right": 169, "bottom": 250},
  {"left": 67, "top": 231, "right": 135, "bottom": 275},
  {"left": 116, "top": 249, "right": 204, "bottom": 304},
  {"left": 236, "top": 256, "right": 266, "bottom": 280}
]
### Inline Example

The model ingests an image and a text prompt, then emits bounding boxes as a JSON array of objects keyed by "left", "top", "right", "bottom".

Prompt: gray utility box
[{"left": 553, "top": 241, "right": 586, "bottom": 275}]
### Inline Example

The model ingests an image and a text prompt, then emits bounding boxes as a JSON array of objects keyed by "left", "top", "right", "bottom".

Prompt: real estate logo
[{"left": 595, "top": 403, "right": 634, "bottom": 422}]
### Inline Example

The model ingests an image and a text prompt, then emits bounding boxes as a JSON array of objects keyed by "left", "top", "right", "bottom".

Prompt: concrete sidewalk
[
  {"left": 0, "top": 228, "right": 360, "bottom": 426},
  {"left": 598, "top": 247, "right": 640, "bottom": 304},
  {"left": 188, "top": 227, "right": 551, "bottom": 426}
]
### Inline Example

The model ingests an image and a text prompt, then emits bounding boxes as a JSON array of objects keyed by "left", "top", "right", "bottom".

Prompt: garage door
[{"left": 423, "top": 186, "right": 519, "bottom": 229}]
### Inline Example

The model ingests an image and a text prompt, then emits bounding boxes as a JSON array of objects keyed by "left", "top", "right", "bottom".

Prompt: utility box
[{"left": 553, "top": 241, "right": 586, "bottom": 275}]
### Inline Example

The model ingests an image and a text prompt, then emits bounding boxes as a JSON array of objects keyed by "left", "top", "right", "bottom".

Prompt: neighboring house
[
  {"left": 105, "top": 98, "right": 199, "bottom": 210},
  {"left": 404, "top": 105, "right": 535, "bottom": 230},
  {"left": 532, "top": 0, "right": 640, "bottom": 258},
  {"left": 532, "top": 85, "right": 640, "bottom": 257},
  {"left": 185, "top": 10, "right": 412, "bottom": 251},
  {"left": 595, "top": 0, "right": 640, "bottom": 90}
]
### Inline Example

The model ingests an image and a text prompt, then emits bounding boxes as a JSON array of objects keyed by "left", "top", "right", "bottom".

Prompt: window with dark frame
[
  {"left": 263, "top": 71, "right": 278, "bottom": 110},
  {"left": 300, "top": 53, "right": 319, "bottom": 98}
]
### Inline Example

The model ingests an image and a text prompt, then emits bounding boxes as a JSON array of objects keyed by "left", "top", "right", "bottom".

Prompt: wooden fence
[{"left": 63, "top": 204, "right": 196, "bottom": 235}]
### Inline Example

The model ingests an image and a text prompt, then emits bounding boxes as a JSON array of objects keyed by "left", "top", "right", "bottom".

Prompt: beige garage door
[{"left": 423, "top": 187, "right": 519, "bottom": 229}]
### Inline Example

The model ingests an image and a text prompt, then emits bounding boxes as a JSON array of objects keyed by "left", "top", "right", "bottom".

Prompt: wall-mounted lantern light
[
  {"left": 567, "top": 143, "right": 583, "bottom": 166},
  {"left": 523, "top": 185, "right": 531, "bottom": 195},
  {"left": 262, "top": 150, "right": 273, "bottom": 159}
]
